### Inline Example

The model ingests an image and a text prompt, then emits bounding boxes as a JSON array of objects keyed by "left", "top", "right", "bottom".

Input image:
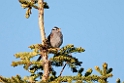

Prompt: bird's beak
[{"left": 58, "top": 28, "right": 61, "bottom": 31}]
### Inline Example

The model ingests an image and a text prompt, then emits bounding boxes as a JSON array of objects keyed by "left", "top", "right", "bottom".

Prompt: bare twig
[
  {"left": 59, "top": 54, "right": 72, "bottom": 77},
  {"left": 59, "top": 63, "right": 67, "bottom": 77}
]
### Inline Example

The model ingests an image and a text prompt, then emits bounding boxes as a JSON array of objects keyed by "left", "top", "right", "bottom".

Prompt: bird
[
  {"left": 30, "top": 27, "right": 63, "bottom": 70},
  {"left": 30, "top": 26, "right": 63, "bottom": 70},
  {"left": 37, "top": 27, "right": 63, "bottom": 61},
  {"left": 47, "top": 26, "right": 63, "bottom": 48}
]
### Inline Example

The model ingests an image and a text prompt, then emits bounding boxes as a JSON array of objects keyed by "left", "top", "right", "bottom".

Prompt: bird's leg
[{"left": 55, "top": 47, "right": 60, "bottom": 51}]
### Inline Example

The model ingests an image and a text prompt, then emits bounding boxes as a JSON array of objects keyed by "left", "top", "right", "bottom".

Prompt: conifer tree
[{"left": 0, "top": 0, "right": 123, "bottom": 83}]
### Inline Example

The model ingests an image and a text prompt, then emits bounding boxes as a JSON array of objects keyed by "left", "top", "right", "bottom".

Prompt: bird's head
[{"left": 52, "top": 26, "right": 61, "bottom": 32}]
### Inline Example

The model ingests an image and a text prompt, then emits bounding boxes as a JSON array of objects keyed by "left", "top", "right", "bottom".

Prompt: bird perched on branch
[
  {"left": 38, "top": 27, "right": 63, "bottom": 59},
  {"left": 30, "top": 27, "right": 63, "bottom": 70},
  {"left": 47, "top": 26, "right": 63, "bottom": 48}
]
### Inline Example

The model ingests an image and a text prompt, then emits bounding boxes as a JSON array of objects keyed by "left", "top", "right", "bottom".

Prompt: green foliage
[
  {"left": 116, "top": 78, "right": 124, "bottom": 83},
  {"left": 0, "top": 75, "right": 27, "bottom": 83},
  {"left": 18, "top": 0, "right": 49, "bottom": 18},
  {"left": 0, "top": 0, "right": 123, "bottom": 83},
  {"left": 84, "top": 68, "right": 92, "bottom": 77},
  {"left": 0, "top": 43, "right": 115, "bottom": 83}
]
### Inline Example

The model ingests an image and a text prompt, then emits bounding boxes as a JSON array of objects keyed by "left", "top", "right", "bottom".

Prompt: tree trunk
[
  {"left": 38, "top": 0, "right": 49, "bottom": 81},
  {"left": 38, "top": 0, "right": 46, "bottom": 43}
]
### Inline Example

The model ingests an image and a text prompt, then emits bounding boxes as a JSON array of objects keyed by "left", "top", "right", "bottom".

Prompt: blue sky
[{"left": 0, "top": 0, "right": 124, "bottom": 82}]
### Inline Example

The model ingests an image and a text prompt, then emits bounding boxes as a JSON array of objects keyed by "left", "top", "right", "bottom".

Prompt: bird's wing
[
  {"left": 60, "top": 32, "right": 63, "bottom": 39},
  {"left": 47, "top": 34, "right": 50, "bottom": 41},
  {"left": 60, "top": 32, "right": 63, "bottom": 46},
  {"left": 47, "top": 33, "right": 54, "bottom": 44}
]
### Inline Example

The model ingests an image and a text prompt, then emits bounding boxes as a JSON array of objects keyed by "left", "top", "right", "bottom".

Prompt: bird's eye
[{"left": 52, "top": 28, "right": 57, "bottom": 30}]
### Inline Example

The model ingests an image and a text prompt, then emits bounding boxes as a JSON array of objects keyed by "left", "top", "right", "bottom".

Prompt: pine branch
[
  {"left": 49, "top": 74, "right": 113, "bottom": 83},
  {"left": 0, "top": 75, "right": 27, "bottom": 83}
]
